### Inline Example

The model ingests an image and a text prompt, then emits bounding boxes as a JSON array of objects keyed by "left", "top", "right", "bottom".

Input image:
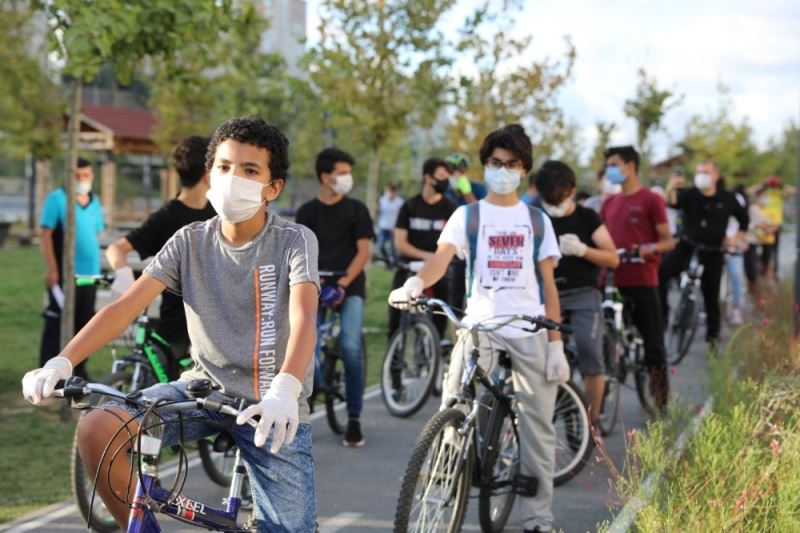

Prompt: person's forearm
[
  {"left": 395, "top": 240, "right": 432, "bottom": 261},
  {"left": 417, "top": 249, "right": 453, "bottom": 288},
  {"left": 106, "top": 239, "right": 132, "bottom": 270},
  {"left": 655, "top": 235, "right": 675, "bottom": 254},
  {"left": 665, "top": 187, "right": 678, "bottom": 207},
  {"left": 39, "top": 232, "right": 58, "bottom": 276},
  {"left": 543, "top": 281, "right": 562, "bottom": 342},
  {"left": 280, "top": 314, "right": 316, "bottom": 382},
  {"left": 340, "top": 245, "right": 371, "bottom": 288},
  {"left": 582, "top": 247, "right": 620, "bottom": 268}
]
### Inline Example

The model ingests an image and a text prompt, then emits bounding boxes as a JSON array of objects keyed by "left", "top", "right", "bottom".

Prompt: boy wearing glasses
[{"left": 390, "top": 124, "right": 567, "bottom": 533}]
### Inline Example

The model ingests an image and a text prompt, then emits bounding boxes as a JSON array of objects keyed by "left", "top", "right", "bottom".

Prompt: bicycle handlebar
[
  {"left": 404, "top": 296, "right": 572, "bottom": 335},
  {"left": 52, "top": 377, "right": 259, "bottom": 428}
]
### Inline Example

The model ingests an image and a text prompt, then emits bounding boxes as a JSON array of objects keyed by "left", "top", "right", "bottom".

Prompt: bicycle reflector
[{"left": 320, "top": 285, "right": 342, "bottom": 308}]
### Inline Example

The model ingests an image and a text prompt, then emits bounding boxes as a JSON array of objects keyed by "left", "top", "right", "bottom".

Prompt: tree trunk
[
  {"left": 365, "top": 145, "right": 382, "bottom": 219},
  {"left": 60, "top": 80, "right": 82, "bottom": 351}
]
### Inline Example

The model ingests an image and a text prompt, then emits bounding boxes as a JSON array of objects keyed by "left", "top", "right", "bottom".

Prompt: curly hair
[
  {"left": 315, "top": 147, "right": 355, "bottom": 182},
  {"left": 173, "top": 136, "right": 210, "bottom": 187},
  {"left": 479, "top": 124, "right": 533, "bottom": 172},
  {"left": 206, "top": 117, "right": 290, "bottom": 180}
]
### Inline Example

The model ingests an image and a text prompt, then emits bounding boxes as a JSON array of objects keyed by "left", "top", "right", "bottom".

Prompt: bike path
[{"left": 5, "top": 331, "right": 713, "bottom": 533}]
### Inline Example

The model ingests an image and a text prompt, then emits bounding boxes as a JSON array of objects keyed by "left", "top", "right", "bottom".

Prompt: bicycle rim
[
  {"left": 324, "top": 349, "right": 348, "bottom": 435},
  {"left": 394, "top": 409, "right": 471, "bottom": 533},
  {"left": 552, "top": 381, "right": 593, "bottom": 486},
  {"left": 381, "top": 318, "right": 440, "bottom": 417},
  {"left": 198, "top": 439, "right": 237, "bottom": 487}
]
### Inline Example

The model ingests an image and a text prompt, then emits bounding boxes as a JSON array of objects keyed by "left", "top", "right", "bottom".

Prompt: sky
[{"left": 305, "top": 0, "right": 800, "bottom": 162}]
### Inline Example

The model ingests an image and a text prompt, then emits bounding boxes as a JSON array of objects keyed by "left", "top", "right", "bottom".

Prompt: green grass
[{"left": 0, "top": 244, "right": 398, "bottom": 523}]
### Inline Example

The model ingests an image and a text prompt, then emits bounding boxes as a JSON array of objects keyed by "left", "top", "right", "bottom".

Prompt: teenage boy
[
  {"left": 390, "top": 124, "right": 568, "bottom": 533},
  {"left": 22, "top": 117, "right": 320, "bottom": 532},
  {"left": 105, "top": 136, "right": 216, "bottom": 358},
  {"left": 535, "top": 160, "right": 620, "bottom": 426},
  {"left": 296, "top": 148, "right": 374, "bottom": 448},
  {"left": 600, "top": 145, "right": 674, "bottom": 410},
  {"left": 389, "top": 157, "right": 458, "bottom": 338}
]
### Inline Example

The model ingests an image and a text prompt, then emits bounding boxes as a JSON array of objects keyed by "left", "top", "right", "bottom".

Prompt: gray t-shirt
[{"left": 144, "top": 214, "right": 320, "bottom": 422}]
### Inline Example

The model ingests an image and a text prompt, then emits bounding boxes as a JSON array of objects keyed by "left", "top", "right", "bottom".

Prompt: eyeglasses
[{"left": 485, "top": 157, "right": 522, "bottom": 171}]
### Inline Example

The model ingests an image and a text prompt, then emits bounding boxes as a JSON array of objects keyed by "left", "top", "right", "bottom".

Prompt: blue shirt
[{"left": 40, "top": 188, "right": 104, "bottom": 276}]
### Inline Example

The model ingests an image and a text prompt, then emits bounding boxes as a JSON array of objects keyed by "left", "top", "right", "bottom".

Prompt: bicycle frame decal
[{"left": 143, "top": 344, "right": 170, "bottom": 383}]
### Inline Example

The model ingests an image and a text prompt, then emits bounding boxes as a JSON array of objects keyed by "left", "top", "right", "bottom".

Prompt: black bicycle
[
  {"left": 380, "top": 261, "right": 442, "bottom": 417},
  {"left": 393, "top": 297, "right": 591, "bottom": 532}
]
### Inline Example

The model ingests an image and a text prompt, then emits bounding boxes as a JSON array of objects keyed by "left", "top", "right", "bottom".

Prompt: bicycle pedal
[{"left": 512, "top": 474, "right": 538, "bottom": 497}]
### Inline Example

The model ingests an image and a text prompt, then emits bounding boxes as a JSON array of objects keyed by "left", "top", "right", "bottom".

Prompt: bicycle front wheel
[
  {"left": 478, "top": 398, "right": 518, "bottom": 532},
  {"left": 323, "top": 336, "right": 368, "bottom": 435},
  {"left": 552, "top": 381, "right": 593, "bottom": 486},
  {"left": 394, "top": 408, "right": 472, "bottom": 533},
  {"left": 381, "top": 317, "right": 440, "bottom": 417},
  {"left": 597, "top": 328, "right": 621, "bottom": 436},
  {"left": 667, "top": 289, "right": 699, "bottom": 365}
]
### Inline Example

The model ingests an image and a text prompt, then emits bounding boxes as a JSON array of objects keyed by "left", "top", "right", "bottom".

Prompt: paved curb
[{"left": 607, "top": 395, "right": 714, "bottom": 532}]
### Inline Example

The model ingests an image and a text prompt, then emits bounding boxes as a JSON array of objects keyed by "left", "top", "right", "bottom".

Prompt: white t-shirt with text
[{"left": 438, "top": 200, "right": 560, "bottom": 337}]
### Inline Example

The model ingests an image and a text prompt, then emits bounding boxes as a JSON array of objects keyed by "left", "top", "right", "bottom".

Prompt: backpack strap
[
  {"left": 465, "top": 202, "right": 480, "bottom": 298},
  {"left": 527, "top": 204, "right": 546, "bottom": 302}
]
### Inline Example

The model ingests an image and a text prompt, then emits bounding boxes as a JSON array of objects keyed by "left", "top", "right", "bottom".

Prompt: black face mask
[{"left": 431, "top": 178, "right": 449, "bottom": 194}]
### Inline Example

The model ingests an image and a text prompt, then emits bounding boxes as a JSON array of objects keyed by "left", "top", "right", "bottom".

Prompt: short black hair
[
  {"left": 206, "top": 117, "right": 290, "bottom": 180},
  {"left": 173, "top": 136, "right": 210, "bottom": 188},
  {"left": 422, "top": 158, "right": 452, "bottom": 178},
  {"left": 77, "top": 157, "right": 91, "bottom": 168},
  {"left": 575, "top": 190, "right": 591, "bottom": 203},
  {"left": 603, "top": 145, "right": 639, "bottom": 172},
  {"left": 315, "top": 147, "right": 355, "bottom": 181},
  {"left": 479, "top": 124, "right": 533, "bottom": 172},
  {"left": 534, "top": 160, "right": 576, "bottom": 205}
]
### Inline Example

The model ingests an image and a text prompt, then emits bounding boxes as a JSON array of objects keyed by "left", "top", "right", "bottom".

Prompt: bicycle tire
[
  {"left": 667, "top": 289, "right": 698, "bottom": 365},
  {"left": 597, "top": 328, "right": 621, "bottom": 436},
  {"left": 197, "top": 438, "right": 238, "bottom": 487},
  {"left": 552, "top": 381, "right": 593, "bottom": 486},
  {"left": 634, "top": 345, "right": 660, "bottom": 416},
  {"left": 324, "top": 336, "right": 368, "bottom": 435},
  {"left": 71, "top": 371, "right": 132, "bottom": 533},
  {"left": 394, "top": 408, "right": 472, "bottom": 533},
  {"left": 380, "top": 317, "right": 440, "bottom": 417},
  {"left": 478, "top": 397, "right": 518, "bottom": 533}
]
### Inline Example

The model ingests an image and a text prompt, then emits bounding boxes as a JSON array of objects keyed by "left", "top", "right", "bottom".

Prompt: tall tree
[
  {"left": 623, "top": 68, "right": 681, "bottom": 172},
  {"left": 306, "top": 0, "right": 456, "bottom": 212},
  {"left": 446, "top": 5, "right": 575, "bottom": 169},
  {"left": 589, "top": 121, "right": 616, "bottom": 173},
  {"left": 37, "top": 0, "right": 235, "bottom": 349}
]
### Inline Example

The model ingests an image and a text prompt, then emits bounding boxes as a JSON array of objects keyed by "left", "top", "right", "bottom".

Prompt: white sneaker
[{"left": 730, "top": 308, "right": 743, "bottom": 326}]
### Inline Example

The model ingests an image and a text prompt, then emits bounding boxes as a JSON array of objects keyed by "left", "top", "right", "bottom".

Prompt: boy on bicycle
[
  {"left": 105, "top": 136, "right": 216, "bottom": 359},
  {"left": 535, "top": 160, "right": 620, "bottom": 427},
  {"left": 390, "top": 124, "right": 568, "bottom": 533},
  {"left": 22, "top": 117, "right": 320, "bottom": 532},
  {"left": 296, "top": 148, "right": 374, "bottom": 448},
  {"left": 600, "top": 145, "right": 674, "bottom": 410}
]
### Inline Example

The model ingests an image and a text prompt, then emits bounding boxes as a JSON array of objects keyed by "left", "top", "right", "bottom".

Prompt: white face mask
[
  {"left": 75, "top": 181, "right": 92, "bottom": 195},
  {"left": 602, "top": 179, "right": 622, "bottom": 195},
  {"left": 542, "top": 199, "right": 571, "bottom": 218},
  {"left": 206, "top": 172, "right": 267, "bottom": 223},
  {"left": 330, "top": 173, "right": 353, "bottom": 196},
  {"left": 694, "top": 173, "right": 713, "bottom": 190},
  {"left": 484, "top": 167, "right": 521, "bottom": 195}
]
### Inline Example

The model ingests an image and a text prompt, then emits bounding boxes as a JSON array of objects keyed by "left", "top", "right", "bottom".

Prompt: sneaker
[
  {"left": 730, "top": 307, "right": 743, "bottom": 326},
  {"left": 343, "top": 420, "right": 365, "bottom": 448}
]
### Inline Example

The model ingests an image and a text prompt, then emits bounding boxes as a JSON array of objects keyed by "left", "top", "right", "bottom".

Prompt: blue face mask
[{"left": 606, "top": 165, "right": 626, "bottom": 185}]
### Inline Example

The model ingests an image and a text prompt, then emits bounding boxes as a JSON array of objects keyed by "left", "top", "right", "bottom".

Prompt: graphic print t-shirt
[
  {"left": 144, "top": 214, "right": 320, "bottom": 422},
  {"left": 438, "top": 200, "right": 560, "bottom": 337}
]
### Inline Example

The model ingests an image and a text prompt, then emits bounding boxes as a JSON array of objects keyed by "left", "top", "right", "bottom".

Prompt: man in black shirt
[
  {"left": 295, "top": 147, "right": 374, "bottom": 448},
  {"left": 535, "top": 160, "right": 620, "bottom": 424},
  {"left": 106, "top": 136, "right": 216, "bottom": 359},
  {"left": 390, "top": 158, "right": 458, "bottom": 338},
  {"left": 660, "top": 159, "right": 749, "bottom": 345}
]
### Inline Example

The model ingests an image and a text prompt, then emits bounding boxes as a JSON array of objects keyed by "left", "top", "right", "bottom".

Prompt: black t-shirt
[
  {"left": 673, "top": 187, "right": 749, "bottom": 245},
  {"left": 395, "top": 194, "right": 458, "bottom": 261},
  {"left": 126, "top": 199, "right": 216, "bottom": 344},
  {"left": 550, "top": 204, "right": 603, "bottom": 290},
  {"left": 295, "top": 197, "right": 375, "bottom": 298}
]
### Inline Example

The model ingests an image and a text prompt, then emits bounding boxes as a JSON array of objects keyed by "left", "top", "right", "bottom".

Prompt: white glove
[
  {"left": 545, "top": 340, "right": 570, "bottom": 384},
  {"left": 111, "top": 267, "right": 135, "bottom": 299},
  {"left": 237, "top": 372, "right": 302, "bottom": 453},
  {"left": 22, "top": 356, "right": 73, "bottom": 405},
  {"left": 559, "top": 234, "right": 587, "bottom": 257},
  {"left": 388, "top": 275, "right": 424, "bottom": 310}
]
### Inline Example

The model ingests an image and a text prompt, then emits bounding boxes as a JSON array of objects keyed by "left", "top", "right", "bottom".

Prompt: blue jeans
[
  {"left": 339, "top": 295, "right": 365, "bottom": 418},
  {"left": 376, "top": 228, "right": 396, "bottom": 264},
  {"left": 726, "top": 253, "right": 745, "bottom": 308},
  {"left": 108, "top": 382, "right": 316, "bottom": 533}
]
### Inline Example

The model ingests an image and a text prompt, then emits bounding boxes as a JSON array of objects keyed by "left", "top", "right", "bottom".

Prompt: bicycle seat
[{"left": 211, "top": 431, "right": 236, "bottom": 453}]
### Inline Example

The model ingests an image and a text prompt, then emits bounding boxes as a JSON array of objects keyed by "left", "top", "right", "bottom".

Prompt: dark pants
[
  {"left": 658, "top": 240, "right": 724, "bottom": 341},
  {"left": 39, "top": 284, "right": 97, "bottom": 378},
  {"left": 388, "top": 268, "right": 450, "bottom": 339},
  {"left": 618, "top": 286, "right": 667, "bottom": 369}
]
